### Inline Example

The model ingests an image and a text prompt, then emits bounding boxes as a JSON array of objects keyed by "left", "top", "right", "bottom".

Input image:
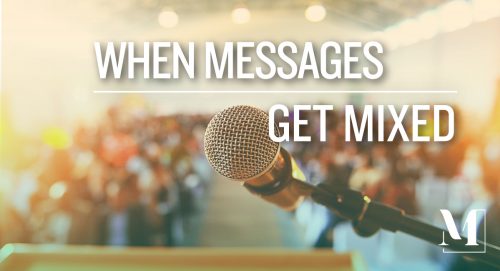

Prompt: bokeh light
[
  {"left": 231, "top": 7, "right": 251, "bottom": 24},
  {"left": 42, "top": 127, "right": 72, "bottom": 150},
  {"left": 158, "top": 9, "right": 179, "bottom": 28},
  {"left": 49, "top": 182, "right": 67, "bottom": 200},
  {"left": 305, "top": 4, "right": 326, "bottom": 23}
]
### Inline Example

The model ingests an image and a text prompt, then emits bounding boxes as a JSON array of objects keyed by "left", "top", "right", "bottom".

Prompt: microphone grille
[{"left": 204, "top": 105, "right": 280, "bottom": 180}]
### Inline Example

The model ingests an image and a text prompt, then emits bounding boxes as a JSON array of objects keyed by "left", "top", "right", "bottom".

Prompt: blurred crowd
[
  {"left": 1, "top": 102, "right": 499, "bottom": 271},
  {"left": 0, "top": 105, "right": 212, "bottom": 247}
]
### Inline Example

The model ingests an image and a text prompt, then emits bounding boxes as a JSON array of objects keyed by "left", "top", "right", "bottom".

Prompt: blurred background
[{"left": 1, "top": 1, "right": 500, "bottom": 271}]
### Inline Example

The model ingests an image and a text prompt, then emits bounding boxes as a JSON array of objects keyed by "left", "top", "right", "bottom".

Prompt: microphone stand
[
  {"left": 310, "top": 183, "right": 500, "bottom": 268},
  {"left": 243, "top": 149, "right": 499, "bottom": 267}
]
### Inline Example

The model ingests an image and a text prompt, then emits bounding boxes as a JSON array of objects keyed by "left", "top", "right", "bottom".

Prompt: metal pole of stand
[{"left": 311, "top": 184, "right": 500, "bottom": 268}]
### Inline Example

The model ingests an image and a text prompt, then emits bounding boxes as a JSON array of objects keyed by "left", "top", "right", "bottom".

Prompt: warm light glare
[
  {"left": 158, "top": 9, "right": 179, "bottom": 28},
  {"left": 305, "top": 4, "right": 326, "bottom": 22},
  {"left": 394, "top": 19, "right": 420, "bottom": 46},
  {"left": 439, "top": 0, "right": 473, "bottom": 32},
  {"left": 42, "top": 127, "right": 72, "bottom": 150},
  {"left": 378, "top": 0, "right": 500, "bottom": 50},
  {"left": 231, "top": 7, "right": 251, "bottom": 24},
  {"left": 472, "top": 0, "right": 500, "bottom": 22},
  {"left": 415, "top": 10, "right": 439, "bottom": 40},
  {"left": 382, "top": 27, "right": 401, "bottom": 50}
]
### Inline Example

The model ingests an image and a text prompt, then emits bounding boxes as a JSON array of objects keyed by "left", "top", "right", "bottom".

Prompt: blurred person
[
  {"left": 100, "top": 130, "right": 138, "bottom": 168},
  {"left": 4, "top": 170, "right": 38, "bottom": 244},
  {"left": 327, "top": 144, "right": 358, "bottom": 188},
  {"left": 3, "top": 206, "right": 31, "bottom": 244},
  {"left": 176, "top": 168, "right": 204, "bottom": 246},
  {"left": 314, "top": 145, "right": 355, "bottom": 248},
  {"left": 370, "top": 143, "right": 391, "bottom": 172},
  {"left": 186, "top": 129, "right": 212, "bottom": 184},
  {"left": 97, "top": 177, "right": 152, "bottom": 247},
  {"left": 66, "top": 177, "right": 100, "bottom": 245},
  {"left": 153, "top": 164, "right": 179, "bottom": 246},
  {"left": 365, "top": 159, "right": 419, "bottom": 215},
  {"left": 31, "top": 180, "right": 95, "bottom": 245},
  {"left": 349, "top": 151, "right": 383, "bottom": 192}
]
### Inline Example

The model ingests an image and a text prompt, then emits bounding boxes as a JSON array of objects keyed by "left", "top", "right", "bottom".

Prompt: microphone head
[{"left": 204, "top": 105, "right": 280, "bottom": 181}]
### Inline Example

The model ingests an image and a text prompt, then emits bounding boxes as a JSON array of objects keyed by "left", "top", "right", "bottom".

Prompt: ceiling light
[
  {"left": 158, "top": 9, "right": 178, "bottom": 28},
  {"left": 232, "top": 7, "right": 251, "bottom": 24},
  {"left": 305, "top": 4, "right": 327, "bottom": 22}
]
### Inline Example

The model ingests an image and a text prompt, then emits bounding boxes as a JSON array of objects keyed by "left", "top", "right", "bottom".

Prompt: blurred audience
[
  {"left": 0, "top": 101, "right": 498, "bottom": 271},
  {"left": 1, "top": 103, "right": 211, "bottom": 247}
]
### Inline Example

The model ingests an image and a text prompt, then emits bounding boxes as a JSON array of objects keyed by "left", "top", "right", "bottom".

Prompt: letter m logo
[{"left": 439, "top": 209, "right": 486, "bottom": 254}]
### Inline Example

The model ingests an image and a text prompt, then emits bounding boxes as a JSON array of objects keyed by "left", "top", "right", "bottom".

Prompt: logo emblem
[{"left": 439, "top": 209, "right": 486, "bottom": 253}]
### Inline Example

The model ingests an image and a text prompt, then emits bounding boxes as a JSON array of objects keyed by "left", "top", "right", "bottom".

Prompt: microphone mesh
[{"left": 204, "top": 105, "right": 280, "bottom": 180}]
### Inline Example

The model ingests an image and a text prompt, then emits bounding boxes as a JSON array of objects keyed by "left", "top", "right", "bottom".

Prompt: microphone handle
[{"left": 311, "top": 184, "right": 500, "bottom": 268}]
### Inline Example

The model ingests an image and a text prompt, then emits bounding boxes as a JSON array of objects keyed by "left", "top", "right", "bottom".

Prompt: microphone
[
  {"left": 203, "top": 105, "right": 314, "bottom": 210},
  {"left": 204, "top": 105, "right": 500, "bottom": 268}
]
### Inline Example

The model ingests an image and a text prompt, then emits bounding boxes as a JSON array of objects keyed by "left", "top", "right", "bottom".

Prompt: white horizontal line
[{"left": 93, "top": 90, "right": 458, "bottom": 94}]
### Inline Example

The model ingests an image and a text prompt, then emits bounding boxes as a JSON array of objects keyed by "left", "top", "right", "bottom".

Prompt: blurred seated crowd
[
  {"left": 0, "top": 105, "right": 212, "bottom": 247},
  {"left": 0, "top": 102, "right": 499, "bottom": 270}
]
